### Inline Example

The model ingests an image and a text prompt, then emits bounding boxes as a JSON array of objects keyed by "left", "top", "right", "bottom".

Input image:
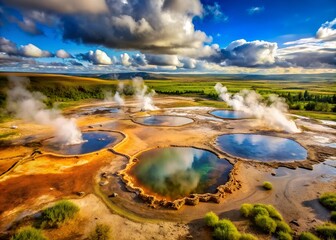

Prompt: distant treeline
[{"left": 0, "top": 84, "right": 335, "bottom": 115}]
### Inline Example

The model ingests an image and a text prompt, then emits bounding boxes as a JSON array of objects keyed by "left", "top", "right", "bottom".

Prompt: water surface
[
  {"left": 45, "top": 131, "right": 121, "bottom": 155},
  {"left": 134, "top": 115, "right": 193, "bottom": 127},
  {"left": 216, "top": 134, "right": 307, "bottom": 161},
  {"left": 128, "top": 147, "right": 233, "bottom": 200},
  {"left": 210, "top": 110, "right": 249, "bottom": 119}
]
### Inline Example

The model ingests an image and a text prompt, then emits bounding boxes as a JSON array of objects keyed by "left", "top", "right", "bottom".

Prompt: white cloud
[
  {"left": 120, "top": 53, "right": 131, "bottom": 66},
  {"left": 56, "top": 49, "right": 71, "bottom": 58},
  {"left": 19, "top": 43, "right": 52, "bottom": 58},
  {"left": 3, "top": 0, "right": 108, "bottom": 14},
  {"left": 247, "top": 6, "right": 264, "bottom": 15},
  {"left": 88, "top": 50, "right": 112, "bottom": 65},
  {"left": 316, "top": 18, "right": 336, "bottom": 40}
]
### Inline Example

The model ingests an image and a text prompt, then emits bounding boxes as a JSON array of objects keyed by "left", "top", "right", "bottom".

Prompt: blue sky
[{"left": 0, "top": 0, "right": 335, "bottom": 73}]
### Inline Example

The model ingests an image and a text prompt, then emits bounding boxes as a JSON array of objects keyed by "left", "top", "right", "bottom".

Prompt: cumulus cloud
[
  {"left": 0, "top": 0, "right": 219, "bottom": 60},
  {"left": 79, "top": 49, "right": 112, "bottom": 65},
  {"left": 120, "top": 53, "right": 131, "bottom": 66},
  {"left": 208, "top": 39, "right": 277, "bottom": 67},
  {"left": 14, "top": 17, "right": 43, "bottom": 35},
  {"left": 316, "top": 18, "right": 336, "bottom": 41},
  {"left": 145, "top": 54, "right": 182, "bottom": 67},
  {"left": 19, "top": 43, "right": 52, "bottom": 58},
  {"left": 56, "top": 49, "right": 72, "bottom": 58},
  {"left": 2, "top": 0, "right": 108, "bottom": 14},
  {"left": 0, "top": 37, "right": 18, "bottom": 55}
]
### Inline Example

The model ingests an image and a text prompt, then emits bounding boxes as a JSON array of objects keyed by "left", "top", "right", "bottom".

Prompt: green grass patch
[
  {"left": 254, "top": 215, "right": 277, "bottom": 234},
  {"left": 277, "top": 231, "right": 293, "bottom": 240},
  {"left": 240, "top": 203, "right": 291, "bottom": 237},
  {"left": 331, "top": 211, "right": 336, "bottom": 223},
  {"left": 37, "top": 200, "right": 79, "bottom": 229},
  {"left": 299, "top": 232, "right": 320, "bottom": 240},
  {"left": 205, "top": 211, "right": 219, "bottom": 227},
  {"left": 11, "top": 226, "right": 47, "bottom": 240},
  {"left": 319, "top": 192, "right": 336, "bottom": 211},
  {"left": 214, "top": 219, "right": 241, "bottom": 240},
  {"left": 291, "top": 110, "right": 336, "bottom": 121},
  {"left": 262, "top": 181, "right": 273, "bottom": 190},
  {"left": 0, "top": 131, "right": 17, "bottom": 139},
  {"left": 204, "top": 212, "right": 258, "bottom": 240},
  {"left": 315, "top": 222, "right": 336, "bottom": 240},
  {"left": 239, "top": 233, "right": 258, "bottom": 240},
  {"left": 88, "top": 223, "right": 111, "bottom": 240}
]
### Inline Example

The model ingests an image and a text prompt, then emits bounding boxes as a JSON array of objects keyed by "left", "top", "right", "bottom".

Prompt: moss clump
[
  {"left": 299, "top": 232, "right": 320, "bottom": 240},
  {"left": 276, "top": 221, "right": 293, "bottom": 234},
  {"left": 254, "top": 215, "right": 277, "bottom": 234},
  {"left": 331, "top": 211, "right": 336, "bottom": 222},
  {"left": 11, "top": 226, "right": 47, "bottom": 240},
  {"left": 251, "top": 206, "right": 269, "bottom": 218},
  {"left": 315, "top": 223, "right": 336, "bottom": 240},
  {"left": 88, "top": 224, "right": 111, "bottom": 240},
  {"left": 241, "top": 203, "right": 291, "bottom": 238},
  {"left": 213, "top": 219, "right": 241, "bottom": 240},
  {"left": 277, "top": 231, "right": 293, "bottom": 240},
  {"left": 205, "top": 211, "right": 219, "bottom": 227},
  {"left": 39, "top": 200, "right": 79, "bottom": 228},
  {"left": 319, "top": 192, "right": 336, "bottom": 211},
  {"left": 262, "top": 181, "right": 273, "bottom": 190},
  {"left": 240, "top": 204, "right": 254, "bottom": 218},
  {"left": 239, "top": 233, "right": 258, "bottom": 240},
  {"left": 204, "top": 212, "right": 257, "bottom": 240}
]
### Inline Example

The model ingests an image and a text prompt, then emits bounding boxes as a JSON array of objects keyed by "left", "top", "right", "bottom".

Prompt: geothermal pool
[
  {"left": 44, "top": 131, "right": 122, "bottom": 155},
  {"left": 81, "top": 107, "right": 120, "bottom": 115},
  {"left": 216, "top": 134, "right": 307, "bottom": 161},
  {"left": 127, "top": 147, "right": 233, "bottom": 200},
  {"left": 210, "top": 110, "right": 249, "bottom": 119},
  {"left": 134, "top": 115, "right": 193, "bottom": 127}
]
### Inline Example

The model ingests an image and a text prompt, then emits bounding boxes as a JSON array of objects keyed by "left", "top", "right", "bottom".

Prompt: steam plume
[
  {"left": 132, "top": 77, "right": 159, "bottom": 111},
  {"left": 6, "top": 76, "right": 84, "bottom": 145},
  {"left": 103, "top": 82, "right": 125, "bottom": 106},
  {"left": 214, "top": 83, "right": 300, "bottom": 133}
]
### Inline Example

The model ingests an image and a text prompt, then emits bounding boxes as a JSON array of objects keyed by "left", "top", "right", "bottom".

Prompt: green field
[{"left": 0, "top": 72, "right": 335, "bottom": 121}]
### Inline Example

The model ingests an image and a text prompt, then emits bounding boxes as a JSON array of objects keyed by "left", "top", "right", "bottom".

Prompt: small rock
[
  {"left": 88, "top": 126, "right": 94, "bottom": 128},
  {"left": 290, "top": 220, "right": 300, "bottom": 226},
  {"left": 10, "top": 125, "right": 18, "bottom": 129},
  {"left": 271, "top": 173, "right": 276, "bottom": 176},
  {"left": 109, "top": 192, "right": 118, "bottom": 198},
  {"left": 99, "top": 180, "right": 109, "bottom": 186},
  {"left": 76, "top": 191, "right": 85, "bottom": 197}
]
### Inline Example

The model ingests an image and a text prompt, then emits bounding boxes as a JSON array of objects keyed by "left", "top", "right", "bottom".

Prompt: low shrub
[
  {"left": 262, "top": 181, "right": 273, "bottom": 190},
  {"left": 299, "top": 232, "right": 320, "bottom": 240},
  {"left": 315, "top": 223, "right": 336, "bottom": 240},
  {"left": 264, "top": 205, "right": 283, "bottom": 221},
  {"left": 277, "top": 231, "right": 293, "bottom": 240},
  {"left": 205, "top": 211, "right": 219, "bottom": 227},
  {"left": 254, "top": 215, "right": 277, "bottom": 234},
  {"left": 11, "top": 226, "right": 47, "bottom": 240},
  {"left": 239, "top": 233, "right": 258, "bottom": 240},
  {"left": 215, "top": 219, "right": 240, "bottom": 240},
  {"left": 331, "top": 211, "right": 336, "bottom": 222},
  {"left": 319, "top": 192, "right": 336, "bottom": 211},
  {"left": 39, "top": 200, "right": 79, "bottom": 228},
  {"left": 240, "top": 204, "right": 253, "bottom": 218},
  {"left": 88, "top": 224, "right": 111, "bottom": 240},
  {"left": 251, "top": 206, "right": 269, "bottom": 218},
  {"left": 276, "top": 221, "right": 292, "bottom": 234}
]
